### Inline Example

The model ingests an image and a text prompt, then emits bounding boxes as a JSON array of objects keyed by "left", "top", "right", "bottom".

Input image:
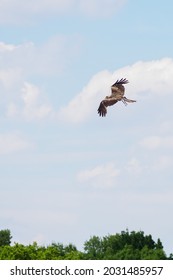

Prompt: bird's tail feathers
[{"left": 123, "top": 97, "right": 136, "bottom": 103}]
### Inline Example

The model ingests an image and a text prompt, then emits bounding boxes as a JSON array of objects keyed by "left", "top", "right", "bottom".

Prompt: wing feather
[
  {"left": 97, "top": 98, "right": 118, "bottom": 117},
  {"left": 111, "top": 78, "right": 129, "bottom": 97},
  {"left": 97, "top": 101, "right": 107, "bottom": 117}
]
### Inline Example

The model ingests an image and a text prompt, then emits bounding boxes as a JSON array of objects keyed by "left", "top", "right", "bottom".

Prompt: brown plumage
[{"left": 98, "top": 78, "right": 136, "bottom": 117}]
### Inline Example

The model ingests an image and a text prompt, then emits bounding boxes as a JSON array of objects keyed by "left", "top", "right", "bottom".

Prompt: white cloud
[
  {"left": 21, "top": 82, "right": 53, "bottom": 120},
  {"left": 0, "top": 132, "right": 33, "bottom": 155},
  {"left": 126, "top": 158, "right": 142, "bottom": 175},
  {"left": 159, "top": 121, "right": 173, "bottom": 134},
  {"left": 6, "top": 103, "right": 18, "bottom": 117},
  {"left": 0, "top": 68, "right": 22, "bottom": 90},
  {"left": 0, "top": 38, "right": 79, "bottom": 121},
  {"left": 153, "top": 155, "right": 173, "bottom": 170},
  {"left": 0, "top": 0, "right": 126, "bottom": 23},
  {"left": 2, "top": 49, "right": 173, "bottom": 124},
  {"left": 77, "top": 162, "right": 120, "bottom": 188},
  {"left": 0, "top": 0, "right": 74, "bottom": 24},
  {"left": 0, "top": 42, "right": 17, "bottom": 52},
  {"left": 0, "top": 37, "right": 75, "bottom": 78},
  {"left": 122, "top": 58, "right": 173, "bottom": 97},
  {"left": 140, "top": 135, "right": 173, "bottom": 150},
  {"left": 79, "top": 0, "right": 127, "bottom": 18},
  {"left": 58, "top": 70, "right": 111, "bottom": 122},
  {"left": 0, "top": 43, "right": 24, "bottom": 90},
  {"left": 140, "top": 136, "right": 162, "bottom": 150},
  {"left": 59, "top": 57, "right": 173, "bottom": 123},
  {"left": 7, "top": 82, "right": 53, "bottom": 121}
]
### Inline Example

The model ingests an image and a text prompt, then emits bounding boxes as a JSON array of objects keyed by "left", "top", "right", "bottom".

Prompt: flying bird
[{"left": 97, "top": 78, "right": 136, "bottom": 117}]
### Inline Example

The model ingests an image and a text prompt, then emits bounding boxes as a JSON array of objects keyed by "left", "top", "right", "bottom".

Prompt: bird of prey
[{"left": 97, "top": 78, "right": 136, "bottom": 117}]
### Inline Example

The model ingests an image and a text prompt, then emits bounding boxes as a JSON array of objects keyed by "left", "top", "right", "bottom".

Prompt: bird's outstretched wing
[
  {"left": 97, "top": 101, "right": 107, "bottom": 117},
  {"left": 111, "top": 78, "right": 129, "bottom": 97},
  {"left": 97, "top": 98, "right": 118, "bottom": 117}
]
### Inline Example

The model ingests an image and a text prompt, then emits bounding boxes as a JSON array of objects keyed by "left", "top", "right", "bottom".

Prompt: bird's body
[{"left": 98, "top": 78, "right": 136, "bottom": 117}]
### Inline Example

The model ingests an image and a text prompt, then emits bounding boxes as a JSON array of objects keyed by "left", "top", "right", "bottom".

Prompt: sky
[{"left": 0, "top": 0, "right": 173, "bottom": 255}]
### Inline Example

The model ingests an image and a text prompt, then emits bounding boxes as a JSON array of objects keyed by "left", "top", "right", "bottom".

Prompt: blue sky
[{"left": 1, "top": 0, "right": 173, "bottom": 255}]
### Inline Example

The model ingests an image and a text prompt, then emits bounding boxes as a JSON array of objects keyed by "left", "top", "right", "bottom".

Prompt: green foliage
[
  {"left": 83, "top": 230, "right": 167, "bottom": 260},
  {"left": 0, "top": 242, "right": 42, "bottom": 260},
  {"left": 0, "top": 228, "right": 170, "bottom": 260},
  {"left": 0, "top": 240, "right": 84, "bottom": 260},
  {"left": 113, "top": 245, "right": 140, "bottom": 260},
  {"left": 140, "top": 245, "right": 167, "bottom": 260},
  {"left": 0, "top": 229, "right": 12, "bottom": 246},
  {"left": 83, "top": 236, "right": 104, "bottom": 259},
  {"left": 168, "top": 253, "right": 173, "bottom": 260}
]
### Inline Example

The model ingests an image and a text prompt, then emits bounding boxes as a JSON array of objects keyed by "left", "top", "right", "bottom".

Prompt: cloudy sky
[{"left": 1, "top": 0, "right": 173, "bottom": 255}]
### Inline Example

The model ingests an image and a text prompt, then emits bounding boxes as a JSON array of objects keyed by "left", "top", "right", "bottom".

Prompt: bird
[{"left": 97, "top": 78, "right": 136, "bottom": 117}]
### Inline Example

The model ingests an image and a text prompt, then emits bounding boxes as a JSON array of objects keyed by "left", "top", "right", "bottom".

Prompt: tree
[
  {"left": 168, "top": 253, "right": 173, "bottom": 260},
  {"left": 0, "top": 229, "right": 12, "bottom": 246},
  {"left": 156, "top": 238, "right": 163, "bottom": 249},
  {"left": 0, "top": 229, "right": 170, "bottom": 260},
  {"left": 114, "top": 245, "right": 140, "bottom": 260},
  {"left": 140, "top": 245, "right": 167, "bottom": 260},
  {"left": 83, "top": 236, "right": 104, "bottom": 259},
  {"left": 83, "top": 230, "right": 167, "bottom": 260}
]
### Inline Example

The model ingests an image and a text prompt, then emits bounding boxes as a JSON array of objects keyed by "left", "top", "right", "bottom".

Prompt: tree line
[{"left": 0, "top": 229, "right": 172, "bottom": 260}]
